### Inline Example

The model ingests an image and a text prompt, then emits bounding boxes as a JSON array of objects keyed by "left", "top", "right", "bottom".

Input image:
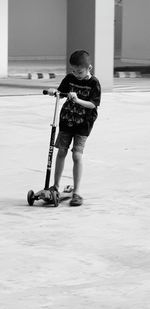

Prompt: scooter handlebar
[
  {"left": 43, "top": 89, "right": 68, "bottom": 97},
  {"left": 43, "top": 89, "right": 49, "bottom": 95}
]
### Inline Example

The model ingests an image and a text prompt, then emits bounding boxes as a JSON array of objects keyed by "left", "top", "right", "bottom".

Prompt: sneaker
[{"left": 70, "top": 193, "right": 83, "bottom": 206}]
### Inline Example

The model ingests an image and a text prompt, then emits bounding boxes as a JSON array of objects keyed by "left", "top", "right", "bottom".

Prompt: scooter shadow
[{"left": 26, "top": 197, "right": 72, "bottom": 208}]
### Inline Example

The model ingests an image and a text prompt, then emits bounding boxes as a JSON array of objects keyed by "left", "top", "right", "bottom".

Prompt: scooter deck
[
  {"left": 27, "top": 185, "right": 73, "bottom": 207},
  {"left": 39, "top": 185, "right": 73, "bottom": 206},
  {"left": 59, "top": 190, "right": 73, "bottom": 202}
]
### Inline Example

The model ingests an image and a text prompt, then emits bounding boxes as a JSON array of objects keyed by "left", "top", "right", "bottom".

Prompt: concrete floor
[{"left": 0, "top": 81, "right": 150, "bottom": 308}]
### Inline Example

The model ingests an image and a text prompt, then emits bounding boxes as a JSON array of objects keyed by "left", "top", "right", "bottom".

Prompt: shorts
[{"left": 55, "top": 131, "right": 87, "bottom": 154}]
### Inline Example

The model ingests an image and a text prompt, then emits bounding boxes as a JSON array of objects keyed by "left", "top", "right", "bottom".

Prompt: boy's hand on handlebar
[
  {"left": 48, "top": 88, "right": 57, "bottom": 96},
  {"left": 68, "top": 92, "right": 78, "bottom": 103}
]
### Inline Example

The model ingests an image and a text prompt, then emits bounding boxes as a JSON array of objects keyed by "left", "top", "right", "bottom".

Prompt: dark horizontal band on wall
[
  {"left": 114, "top": 65, "right": 150, "bottom": 77},
  {"left": 8, "top": 56, "right": 66, "bottom": 61}
]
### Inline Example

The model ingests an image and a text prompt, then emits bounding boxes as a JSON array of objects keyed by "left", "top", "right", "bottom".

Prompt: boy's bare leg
[
  {"left": 72, "top": 151, "right": 83, "bottom": 195},
  {"left": 54, "top": 149, "right": 67, "bottom": 190}
]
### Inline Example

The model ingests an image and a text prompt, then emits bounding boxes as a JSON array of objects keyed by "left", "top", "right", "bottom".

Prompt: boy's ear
[{"left": 89, "top": 64, "right": 93, "bottom": 71}]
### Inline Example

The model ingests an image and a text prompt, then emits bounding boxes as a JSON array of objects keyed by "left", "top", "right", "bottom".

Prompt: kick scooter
[{"left": 27, "top": 90, "right": 73, "bottom": 207}]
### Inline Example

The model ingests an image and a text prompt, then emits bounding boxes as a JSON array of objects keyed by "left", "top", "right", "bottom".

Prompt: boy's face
[{"left": 71, "top": 65, "right": 90, "bottom": 80}]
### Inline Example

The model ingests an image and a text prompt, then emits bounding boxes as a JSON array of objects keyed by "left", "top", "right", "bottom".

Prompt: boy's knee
[
  {"left": 72, "top": 151, "right": 82, "bottom": 162},
  {"left": 57, "top": 148, "right": 68, "bottom": 158}
]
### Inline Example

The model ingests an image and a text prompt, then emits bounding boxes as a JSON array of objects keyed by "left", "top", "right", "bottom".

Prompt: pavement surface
[{"left": 0, "top": 79, "right": 150, "bottom": 308}]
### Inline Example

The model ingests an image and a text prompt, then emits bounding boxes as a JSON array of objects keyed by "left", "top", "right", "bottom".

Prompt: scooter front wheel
[
  {"left": 50, "top": 190, "right": 59, "bottom": 207},
  {"left": 27, "top": 190, "right": 35, "bottom": 206}
]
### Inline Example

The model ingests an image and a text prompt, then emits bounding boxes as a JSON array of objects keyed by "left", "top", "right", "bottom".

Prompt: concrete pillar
[
  {"left": 95, "top": 0, "right": 115, "bottom": 90},
  {"left": 67, "top": 0, "right": 115, "bottom": 91},
  {"left": 0, "top": 0, "right": 8, "bottom": 77}
]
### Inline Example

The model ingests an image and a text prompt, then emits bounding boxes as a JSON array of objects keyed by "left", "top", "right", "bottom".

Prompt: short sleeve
[
  {"left": 57, "top": 74, "right": 71, "bottom": 94},
  {"left": 89, "top": 79, "right": 101, "bottom": 107}
]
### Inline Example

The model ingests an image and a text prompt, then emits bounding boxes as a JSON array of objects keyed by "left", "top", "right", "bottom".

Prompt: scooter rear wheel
[{"left": 27, "top": 190, "right": 35, "bottom": 206}]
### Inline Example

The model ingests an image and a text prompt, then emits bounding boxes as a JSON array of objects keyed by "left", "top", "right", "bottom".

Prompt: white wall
[
  {"left": 8, "top": 0, "right": 66, "bottom": 59},
  {"left": 122, "top": 0, "right": 150, "bottom": 63}
]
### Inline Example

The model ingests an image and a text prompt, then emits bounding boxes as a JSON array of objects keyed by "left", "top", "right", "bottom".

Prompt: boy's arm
[
  {"left": 69, "top": 79, "right": 101, "bottom": 109},
  {"left": 76, "top": 98, "right": 95, "bottom": 109},
  {"left": 68, "top": 92, "right": 95, "bottom": 109},
  {"left": 45, "top": 75, "right": 69, "bottom": 97}
]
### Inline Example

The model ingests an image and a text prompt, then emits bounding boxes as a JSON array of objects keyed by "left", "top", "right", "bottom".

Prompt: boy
[{"left": 50, "top": 50, "right": 101, "bottom": 206}]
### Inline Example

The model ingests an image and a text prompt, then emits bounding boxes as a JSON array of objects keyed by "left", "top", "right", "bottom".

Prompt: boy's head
[{"left": 69, "top": 50, "right": 92, "bottom": 80}]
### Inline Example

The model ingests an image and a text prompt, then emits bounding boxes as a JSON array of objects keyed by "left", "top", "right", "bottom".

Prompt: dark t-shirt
[{"left": 58, "top": 73, "right": 101, "bottom": 136}]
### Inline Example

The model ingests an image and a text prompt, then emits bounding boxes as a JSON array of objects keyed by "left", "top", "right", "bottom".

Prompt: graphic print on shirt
[
  {"left": 69, "top": 83, "right": 91, "bottom": 100},
  {"left": 60, "top": 82, "right": 93, "bottom": 127}
]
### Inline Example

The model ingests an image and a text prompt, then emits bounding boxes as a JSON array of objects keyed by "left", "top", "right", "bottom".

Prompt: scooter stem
[
  {"left": 52, "top": 92, "right": 60, "bottom": 126},
  {"left": 44, "top": 92, "right": 60, "bottom": 190}
]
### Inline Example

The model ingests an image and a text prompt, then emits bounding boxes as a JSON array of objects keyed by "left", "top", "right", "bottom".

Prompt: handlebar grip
[
  {"left": 43, "top": 89, "right": 68, "bottom": 97},
  {"left": 43, "top": 89, "right": 57, "bottom": 96},
  {"left": 43, "top": 90, "right": 48, "bottom": 95}
]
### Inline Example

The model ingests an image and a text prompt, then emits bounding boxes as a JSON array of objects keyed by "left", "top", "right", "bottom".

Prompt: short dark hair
[{"left": 69, "top": 50, "right": 91, "bottom": 68}]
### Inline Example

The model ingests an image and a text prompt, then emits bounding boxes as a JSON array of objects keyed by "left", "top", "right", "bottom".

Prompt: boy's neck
[{"left": 85, "top": 72, "right": 92, "bottom": 80}]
